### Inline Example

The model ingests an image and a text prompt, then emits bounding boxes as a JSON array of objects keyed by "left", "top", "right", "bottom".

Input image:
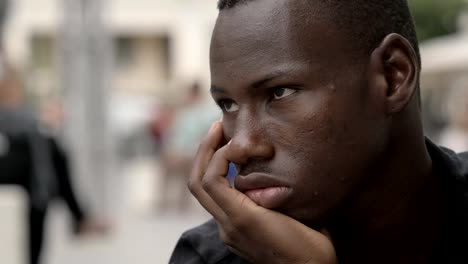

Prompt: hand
[{"left": 188, "top": 121, "right": 337, "bottom": 264}]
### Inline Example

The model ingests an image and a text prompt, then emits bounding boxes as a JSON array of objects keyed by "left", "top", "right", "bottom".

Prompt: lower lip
[{"left": 244, "top": 187, "right": 291, "bottom": 209}]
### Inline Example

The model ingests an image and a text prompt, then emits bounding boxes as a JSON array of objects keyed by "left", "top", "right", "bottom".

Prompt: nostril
[
  {"left": 228, "top": 131, "right": 275, "bottom": 164},
  {"left": 234, "top": 163, "right": 241, "bottom": 173},
  {"left": 237, "top": 157, "right": 272, "bottom": 176}
]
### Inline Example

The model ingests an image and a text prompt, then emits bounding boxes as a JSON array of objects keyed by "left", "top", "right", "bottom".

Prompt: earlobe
[{"left": 371, "top": 33, "right": 419, "bottom": 114}]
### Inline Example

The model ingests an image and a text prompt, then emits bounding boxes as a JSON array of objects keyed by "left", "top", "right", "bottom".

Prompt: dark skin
[{"left": 188, "top": 0, "right": 447, "bottom": 263}]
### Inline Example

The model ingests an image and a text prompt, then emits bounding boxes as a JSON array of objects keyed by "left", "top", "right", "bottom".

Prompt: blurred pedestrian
[
  {"left": 158, "top": 81, "right": 219, "bottom": 211},
  {"left": 148, "top": 102, "right": 175, "bottom": 155},
  {"left": 0, "top": 58, "right": 107, "bottom": 264},
  {"left": 0, "top": 3, "right": 106, "bottom": 262}
]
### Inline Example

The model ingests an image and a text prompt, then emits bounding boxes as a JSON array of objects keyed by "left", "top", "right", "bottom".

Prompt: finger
[
  {"left": 191, "top": 121, "right": 223, "bottom": 185},
  {"left": 188, "top": 121, "right": 226, "bottom": 220},
  {"left": 320, "top": 228, "right": 333, "bottom": 241},
  {"left": 217, "top": 223, "right": 252, "bottom": 262},
  {"left": 202, "top": 143, "right": 259, "bottom": 218}
]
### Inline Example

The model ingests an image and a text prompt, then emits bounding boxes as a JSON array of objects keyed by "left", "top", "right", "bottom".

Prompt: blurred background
[{"left": 0, "top": 0, "right": 467, "bottom": 264}]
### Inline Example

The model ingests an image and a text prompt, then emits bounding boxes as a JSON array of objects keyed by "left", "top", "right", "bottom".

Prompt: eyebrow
[
  {"left": 210, "top": 85, "right": 226, "bottom": 94},
  {"left": 251, "top": 71, "right": 287, "bottom": 89},
  {"left": 210, "top": 69, "right": 293, "bottom": 95}
]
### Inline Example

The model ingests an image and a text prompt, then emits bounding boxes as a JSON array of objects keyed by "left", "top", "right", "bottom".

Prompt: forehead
[
  {"left": 211, "top": 0, "right": 290, "bottom": 61},
  {"left": 210, "top": 0, "right": 351, "bottom": 86}
]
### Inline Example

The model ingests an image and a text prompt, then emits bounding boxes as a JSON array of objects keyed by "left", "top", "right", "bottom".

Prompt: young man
[{"left": 170, "top": 0, "right": 468, "bottom": 263}]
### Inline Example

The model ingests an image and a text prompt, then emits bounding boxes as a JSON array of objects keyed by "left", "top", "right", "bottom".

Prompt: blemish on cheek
[{"left": 327, "top": 83, "right": 337, "bottom": 92}]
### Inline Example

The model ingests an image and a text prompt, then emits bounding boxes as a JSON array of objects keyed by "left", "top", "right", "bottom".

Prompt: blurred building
[
  {"left": 4, "top": 0, "right": 217, "bottom": 102},
  {"left": 0, "top": 0, "right": 220, "bottom": 220},
  {"left": 420, "top": 10, "right": 468, "bottom": 140}
]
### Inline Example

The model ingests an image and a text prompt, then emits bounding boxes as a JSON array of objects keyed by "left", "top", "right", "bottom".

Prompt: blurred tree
[{"left": 409, "top": 0, "right": 467, "bottom": 42}]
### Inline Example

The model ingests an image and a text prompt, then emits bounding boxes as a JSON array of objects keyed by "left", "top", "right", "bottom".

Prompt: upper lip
[{"left": 234, "top": 172, "right": 290, "bottom": 193}]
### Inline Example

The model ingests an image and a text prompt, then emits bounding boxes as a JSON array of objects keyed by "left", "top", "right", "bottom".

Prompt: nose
[{"left": 227, "top": 112, "right": 275, "bottom": 165}]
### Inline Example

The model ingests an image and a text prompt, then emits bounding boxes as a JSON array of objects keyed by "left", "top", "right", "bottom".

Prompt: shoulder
[
  {"left": 431, "top": 140, "right": 467, "bottom": 185},
  {"left": 436, "top": 146, "right": 468, "bottom": 223},
  {"left": 457, "top": 151, "right": 468, "bottom": 177},
  {"left": 169, "top": 219, "right": 248, "bottom": 264}
]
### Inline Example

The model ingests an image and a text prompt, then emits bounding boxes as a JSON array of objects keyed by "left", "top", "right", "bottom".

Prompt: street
[{"left": 0, "top": 158, "right": 210, "bottom": 264}]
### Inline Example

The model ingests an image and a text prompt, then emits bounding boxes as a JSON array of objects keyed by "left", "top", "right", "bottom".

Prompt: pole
[{"left": 61, "top": 0, "right": 113, "bottom": 219}]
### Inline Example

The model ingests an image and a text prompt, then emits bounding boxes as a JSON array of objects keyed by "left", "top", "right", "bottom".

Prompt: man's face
[{"left": 210, "top": 0, "right": 388, "bottom": 226}]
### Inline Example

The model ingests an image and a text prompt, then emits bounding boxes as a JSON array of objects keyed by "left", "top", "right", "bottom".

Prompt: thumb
[{"left": 320, "top": 228, "right": 333, "bottom": 241}]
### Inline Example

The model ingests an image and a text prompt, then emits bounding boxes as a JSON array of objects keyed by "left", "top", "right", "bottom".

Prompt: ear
[{"left": 369, "top": 33, "right": 419, "bottom": 114}]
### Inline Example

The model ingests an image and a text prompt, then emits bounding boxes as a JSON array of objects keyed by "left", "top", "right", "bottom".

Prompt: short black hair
[{"left": 217, "top": 0, "right": 421, "bottom": 69}]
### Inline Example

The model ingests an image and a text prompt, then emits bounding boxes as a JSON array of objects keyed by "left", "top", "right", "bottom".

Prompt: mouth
[{"left": 234, "top": 173, "right": 292, "bottom": 209}]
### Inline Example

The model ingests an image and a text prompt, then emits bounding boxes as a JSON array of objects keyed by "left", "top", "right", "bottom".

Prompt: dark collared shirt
[{"left": 170, "top": 141, "right": 468, "bottom": 264}]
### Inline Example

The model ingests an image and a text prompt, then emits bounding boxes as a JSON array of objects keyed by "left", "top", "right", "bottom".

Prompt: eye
[
  {"left": 219, "top": 99, "right": 239, "bottom": 113},
  {"left": 272, "top": 87, "right": 297, "bottom": 100}
]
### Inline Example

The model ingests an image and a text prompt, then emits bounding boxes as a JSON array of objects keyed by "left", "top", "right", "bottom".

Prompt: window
[
  {"left": 115, "top": 36, "right": 134, "bottom": 67},
  {"left": 31, "top": 35, "right": 54, "bottom": 69}
]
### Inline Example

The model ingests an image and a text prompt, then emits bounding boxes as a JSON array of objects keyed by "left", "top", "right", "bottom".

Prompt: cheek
[
  {"left": 270, "top": 89, "right": 373, "bottom": 185},
  {"left": 266, "top": 97, "right": 344, "bottom": 193},
  {"left": 271, "top": 95, "right": 339, "bottom": 158}
]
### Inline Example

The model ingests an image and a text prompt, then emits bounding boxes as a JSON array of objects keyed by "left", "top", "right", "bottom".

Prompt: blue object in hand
[{"left": 226, "top": 162, "right": 238, "bottom": 188}]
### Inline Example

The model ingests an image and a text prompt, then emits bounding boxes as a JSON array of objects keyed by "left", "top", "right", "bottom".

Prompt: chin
[{"left": 280, "top": 207, "right": 329, "bottom": 229}]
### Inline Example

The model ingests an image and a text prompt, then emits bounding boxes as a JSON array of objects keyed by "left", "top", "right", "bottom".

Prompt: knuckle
[
  {"left": 201, "top": 176, "right": 214, "bottom": 192},
  {"left": 218, "top": 228, "right": 229, "bottom": 243},
  {"left": 187, "top": 176, "right": 205, "bottom": 196},
  {"left": 213, "top": 144, "right": 228, "bottom": 159},
  {"left": 198, "top": 135, "right": 212, "bottom": 152},
  {"left": 195, "top": 142, "right": 205, "bottom": 155},
  {"left": 229, "top": 216, "right": 252, "bottom": 233},
  {"left": 186, "top": 179, "right": 196, "bottom": 193},
  {"left": 221, "top": 224, "right": 238, "bottom": 242},
  {"left": 229, "top": 214, "right": 248, "bottom": 231},
  {"left": 228, "top": 196, "right": 254, "bottom": 229},
  {"left": 188, "top": 169, "right": 197, "bottom": 183}
]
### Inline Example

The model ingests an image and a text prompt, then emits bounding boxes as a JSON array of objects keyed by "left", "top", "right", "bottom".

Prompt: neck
[{"left": 329, "top": 117, "right": 447, "bottom": 263}]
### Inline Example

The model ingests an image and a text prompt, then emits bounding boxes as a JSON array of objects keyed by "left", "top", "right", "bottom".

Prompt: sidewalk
[
  {"left": 45, "top": 208, "right": 209, "bottom": 264},
  {"left": 0, "top": 157, "right": 210, "bottom": 264},
  {"left": 45, "top": 157, "right": 210, "bottom": 264}
]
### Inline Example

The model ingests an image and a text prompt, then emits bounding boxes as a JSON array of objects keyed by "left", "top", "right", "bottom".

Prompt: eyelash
[
  {"left": 217, "top": 99, "right": 236, "bottom": 113},
  {"left": 216, "top": 87, "right": 299, "bottom": 113},
  {"left": 268, "top": 87, "right": 298, "bottom": 101}
]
